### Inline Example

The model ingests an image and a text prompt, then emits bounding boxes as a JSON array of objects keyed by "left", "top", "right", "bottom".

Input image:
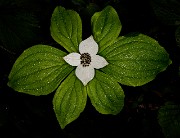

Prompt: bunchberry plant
[{"left": 8, "top": 6, "right": 171, "bottom": 129}]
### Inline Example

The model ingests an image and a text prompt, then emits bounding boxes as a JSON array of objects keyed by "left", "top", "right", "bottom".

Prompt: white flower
[{"left": 63, "top": 35, "right": 108, "bottom": 86}]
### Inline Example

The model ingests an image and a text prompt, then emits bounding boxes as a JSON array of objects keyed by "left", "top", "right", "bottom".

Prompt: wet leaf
[
  {"left": 53, "top": 71, "right": 87, "bottom": 129},
  {"left": 87, "top": 70, "right": 124, "bottom": 115},
  {"left": 101, "top": 33, "right": 171, "bottom": 86},
  {"left": 91, "top": 6, "right": 121, "bottom": 53},
  {"left": 50, "top": 6, "right": 82, "bottom": 53},
  {"left": 8, "top": 45, "right": 74, "bottom": 95}
]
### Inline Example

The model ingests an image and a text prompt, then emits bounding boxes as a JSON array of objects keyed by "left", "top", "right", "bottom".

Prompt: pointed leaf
[
  {"left": 53, "top": 71, "right": 87, "bottom": 129},
  {"left": 50, "top": 6, "right": 82, "bottom": 53},
  {"left": 158, "top": 102, "right": 180, "bottom": 138},
  {"left": 8, "top": 45, "right": 74, "bottom": 95},
  {"left": 91, "top": 6, "right": 121, "bottom": 52},
  {"left": 101, "top": 33, "right": 171, "bottom": 86},
  {"left": 87, "top": 70, "right": 124, "bottom": 115}
]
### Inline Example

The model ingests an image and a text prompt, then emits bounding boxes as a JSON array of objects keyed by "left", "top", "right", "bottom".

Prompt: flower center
[{"left": 80, "top": 53, "right": 91, "bottom": 67}]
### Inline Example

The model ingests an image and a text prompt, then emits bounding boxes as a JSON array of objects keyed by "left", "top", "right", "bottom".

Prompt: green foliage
[
  {"left": 8, "top": 45, "right": 74, "bottom": 95},
  {"left": 53, "top": 71, "right": 87, "bottom": 129},
  {"left": 50, "top": 6, "right": 82, "bottom": 53},
  {"left": 87, "top": 70, "right": 124, "bottom": 115},
  {"left": 158, "top": 102, "right": 180, "bottom": 138},
  {"left": 100, "top": 33, "right": 171, "bottom": 86},
  {"left": 91, "top": 6, "right": 121, "bottom": 53},
  {"left": 8, "top": 5, "right": 171, "bottom": 129}
]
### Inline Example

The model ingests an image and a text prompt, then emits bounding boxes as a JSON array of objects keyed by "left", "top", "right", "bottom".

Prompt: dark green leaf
[
  {"left": 87, "top": 70, "right": 124, "bottom": 115},
  {"left": 50, "top": 6, "right": 82, "bottom": 53},
  {"left": 158, "top": 102, "right": 180, "bottom": 138},
  {"left": 91, "top": 6, "right": 121, "bottom": 53},
  {"left": 101, "top": 33, "right": 171, "bottom": 86},
  {"left": 8, "top": 45, "right": 74, "bottom": 95},
  {"left": 151, "top": 0, "right": 180, "bottom": 25},
  {"left": 0, "top": 1, "right": 40, "bottom": 52},
  {"left": 53, "top": 71, "right": 87, "bottom": 129}
]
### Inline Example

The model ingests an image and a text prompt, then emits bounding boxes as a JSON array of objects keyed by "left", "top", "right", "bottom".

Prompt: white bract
[{"left": 63, "top": 36, "right": 108, "bottom": 86}]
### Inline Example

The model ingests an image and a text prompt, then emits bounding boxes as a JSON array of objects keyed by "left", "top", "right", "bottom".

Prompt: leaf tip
[{"left": 60, "top": 123, "right": 66, "bottom": 129}]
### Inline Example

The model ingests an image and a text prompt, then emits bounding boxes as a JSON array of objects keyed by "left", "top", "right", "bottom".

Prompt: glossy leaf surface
[
  {"left": 91, "top": 6, "right": 121, "bottom": 53},
  {"left": 8, "top": 45, "right": 74, "bottom": 95},
  {"left": 101, "top": 33, "right": 171, "bottom": 86},
  {"left": 50, "top": 6, "right": 82, "bottom": 53},
  {"left": 53, "top": 71, "right": 87, "bottom": 129},
  {"left": 87, "top": 70, "right": 124, "bottom": 115}
]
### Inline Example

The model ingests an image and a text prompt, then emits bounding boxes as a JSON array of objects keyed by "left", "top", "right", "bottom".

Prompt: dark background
[{"left": 0, "top": 0, "right": 180, "bottom": 137}]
